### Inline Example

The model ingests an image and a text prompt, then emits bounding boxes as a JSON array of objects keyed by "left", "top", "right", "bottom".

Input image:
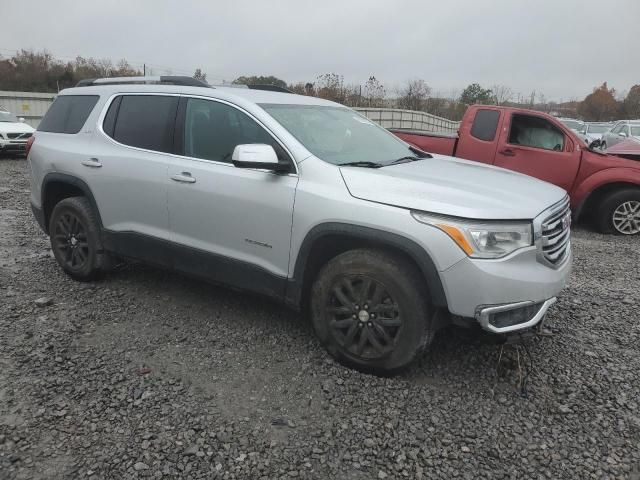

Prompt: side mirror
[
  {"left": 619, "top": 131, "right": 628, "bottom": 137},
  {"left": 18, "top": 117, "right": 25, "bottom": 123},
  {"left": 231, "top": 144, "right": 290, "bottom": 172}
]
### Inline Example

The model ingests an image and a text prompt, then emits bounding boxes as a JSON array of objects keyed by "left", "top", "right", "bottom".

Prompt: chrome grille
[
  {"left": 7, "top": 133, "right": 32, "bottom": 139},
  {"left": 538, "top": 196, "right": 571, "bottom": 266}
]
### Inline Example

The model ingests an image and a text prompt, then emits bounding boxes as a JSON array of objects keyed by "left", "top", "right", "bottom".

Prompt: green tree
[
  {"left": 577, "top": 82, "right": 620, "bottom": 121},
  {"left": 459, "top": 83, "right": 493, "bottom": 105},
  {"left": 232, "top": 75, "right": 287, "bottom": 89}
]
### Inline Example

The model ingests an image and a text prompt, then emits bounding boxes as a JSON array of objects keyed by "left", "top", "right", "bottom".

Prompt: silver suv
[{"left": 28, "top": 76, "right": 572, "bottom": 374}]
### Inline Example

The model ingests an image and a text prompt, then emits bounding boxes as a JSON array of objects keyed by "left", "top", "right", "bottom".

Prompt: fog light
[{"left": 488, "top": 302, "right": 543, "bottom": 329}]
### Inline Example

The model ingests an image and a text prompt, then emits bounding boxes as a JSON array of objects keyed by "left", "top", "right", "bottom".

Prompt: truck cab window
[
  {"left": 470, "top": 109, "right": 500, "bottom": 141},
  {"left": 508, "top": 114, "right": 565, "bottom": 152}
]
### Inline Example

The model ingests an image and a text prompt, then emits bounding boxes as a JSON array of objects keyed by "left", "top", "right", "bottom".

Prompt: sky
[{"left": 1, "top": 0, "right": 638, "bottom": 102}]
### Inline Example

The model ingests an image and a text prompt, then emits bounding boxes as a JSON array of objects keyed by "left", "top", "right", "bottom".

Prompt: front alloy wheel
[
  {"left": 328, "top": 276, "right": 402, "bottom": 360},
  {"left": 612, "top": 200, "right": 640, "bottom": 235},
  {"left": 311, "top": 249, "right": 434, "bottom": 374}
]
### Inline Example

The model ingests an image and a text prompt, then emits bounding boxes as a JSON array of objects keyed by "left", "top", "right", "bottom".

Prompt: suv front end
[{"left": 430, "top": 196, "right": 571, "bottom": 333}]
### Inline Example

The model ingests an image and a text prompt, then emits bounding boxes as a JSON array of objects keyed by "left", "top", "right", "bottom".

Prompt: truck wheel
[
  {"left": 49, "top": 197, "right": 109, "bottom": 281},
  {"left": 310, "top": 249, "right": 433, "bottom": 375},
  {"left": 595, "top": 189, "right": 640, "bottom": 235}
]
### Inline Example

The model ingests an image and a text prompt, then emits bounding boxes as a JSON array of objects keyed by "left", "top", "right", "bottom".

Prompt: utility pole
[{"left": 143, "top": 64, "right": 146, "bottom": 76}]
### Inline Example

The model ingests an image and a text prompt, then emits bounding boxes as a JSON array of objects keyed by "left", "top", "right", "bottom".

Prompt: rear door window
[
  {"left": 508, "top": 114, "right": 565, "bottom": 152},
  {"left": 38, "top": 95, "right": 99, "bottom": 134},
  {"left": 106, "top": 95, "right": 179, "bottom": 153},
  {"left": 470, "top": 109, "right": 500, "bottom": 141}
]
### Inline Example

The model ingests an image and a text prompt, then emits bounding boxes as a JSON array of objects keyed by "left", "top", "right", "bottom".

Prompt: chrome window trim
[{"left": 95, "top": 92, "right": 299, "bottom": 177}]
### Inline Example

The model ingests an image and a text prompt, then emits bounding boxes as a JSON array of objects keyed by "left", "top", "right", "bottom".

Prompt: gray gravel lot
[{"left": 1, "top": 157, "right": 639, "bottom": 479}]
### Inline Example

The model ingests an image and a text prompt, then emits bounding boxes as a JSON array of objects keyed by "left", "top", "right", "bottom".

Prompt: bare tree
[
  {"left": 491, "top": 84, "right": 513, "bottom": 105},
  {"left": 396, "top": 79, "right": 431, "bottom": 111},
  {"left": 364, "top": 76, "right": 385, "bottom": 107}
]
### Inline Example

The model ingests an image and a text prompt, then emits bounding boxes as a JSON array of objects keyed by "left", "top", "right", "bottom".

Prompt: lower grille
[{"left": 539, "top": 197, "right": 571, "bottom": 266}]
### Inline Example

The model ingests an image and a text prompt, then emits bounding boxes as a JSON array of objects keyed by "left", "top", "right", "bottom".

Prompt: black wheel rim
[
  {"left": 327, "top": 275, "right": 402, "bottom": 360},
  {"left": 53, "top": 212, "right": 90, "bottom": 270}
]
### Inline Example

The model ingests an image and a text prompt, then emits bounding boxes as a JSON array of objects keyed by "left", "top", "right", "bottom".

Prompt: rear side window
[
  {"left": 106, "top": 95, "right": 179, "bottom": 153},
  {"left": 38, "top": 95, "right": 99, "bottom": 134},
  {"left": 470, "top": 109, "right": 500, "bottom": 141}
]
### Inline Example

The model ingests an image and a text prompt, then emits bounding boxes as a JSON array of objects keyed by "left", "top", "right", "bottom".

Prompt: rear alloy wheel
[
  {"left": 595, "top": 189, "right": 640, "bottom": 235},
  {"left": 311, "top": 249, "right": 433, "bottom": 374},
  {"left": 49, "top": 197, "right": 108, "bottom": 280}
]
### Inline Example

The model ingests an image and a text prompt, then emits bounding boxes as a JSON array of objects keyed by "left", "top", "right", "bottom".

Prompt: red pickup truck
[{"left": 393, "top": 105, "right": 640, "bottom": 236}]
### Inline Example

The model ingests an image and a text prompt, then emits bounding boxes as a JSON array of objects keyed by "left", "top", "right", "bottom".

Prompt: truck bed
[{"left": 391, "top": 129, "right": 458, "bottom": 156}]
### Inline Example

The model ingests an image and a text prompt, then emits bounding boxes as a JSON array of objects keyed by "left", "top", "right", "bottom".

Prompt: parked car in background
[
  {"left": 583, "top": 122, "right": 613, "bottom": 145},
  {"left": 393, "top": 105, "right": 640, "bottom": 235},
  {"left": 27, "top": 76, "right": 572, "bottom": 374},
  {"left": 0, "top": 109, "right": 35, "bottom": 157},
  {"left": 600, "top": 120, "right": 640, "bottom": 150},
  {"left": 558, "top": 118, "right": 586, "bottom": 135}
]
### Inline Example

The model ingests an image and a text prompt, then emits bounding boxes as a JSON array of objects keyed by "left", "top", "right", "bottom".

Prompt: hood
[
  {"left": 0, "top": 121, "right": 35, "bottom": 134},
  {"left": 340, "top": 154, "right": 567, "bottom": 220}
]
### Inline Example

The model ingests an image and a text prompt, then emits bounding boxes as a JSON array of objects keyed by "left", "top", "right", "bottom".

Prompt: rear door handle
[
  {"left": 81, "top": 158, "right": 102, "bottom": 168},
  {"left": 499, "top": 149, "right": 516, "bottom": 157},
  {"left": 171, "top": 172, "right": 196, "bottom": 184}
]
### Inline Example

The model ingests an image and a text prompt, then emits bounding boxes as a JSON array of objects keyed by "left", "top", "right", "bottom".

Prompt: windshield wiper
[
  {"left": 386, "top": 156, "right": 421, "bottom": 166},
  {"left": 338, "top": 161, "right": 383, "bottom": 168}
]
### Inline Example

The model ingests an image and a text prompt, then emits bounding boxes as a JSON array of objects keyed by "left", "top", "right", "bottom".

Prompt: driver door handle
[
  {"left": 171, "top": 172, "right": 196, "bottom": 184},
  {"left": 499, "top": 149, "right": 516, "bottom": 157}
]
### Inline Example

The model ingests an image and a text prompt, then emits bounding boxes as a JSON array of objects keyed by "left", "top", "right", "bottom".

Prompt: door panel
[
  {"left": 167, "top": 96, "right": 298, "bottom": 281},
  {"left": 495, "top": 113, "right": 580, "bottom": 192},
  {"left": 168, "top": 159, "right": 297, "bottom": 277},
  {"left": 83, "top": 94, "right": 178, "bottom": 240}
]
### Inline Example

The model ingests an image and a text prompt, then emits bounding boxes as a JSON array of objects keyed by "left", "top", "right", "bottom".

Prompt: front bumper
[
  {"left": 31, "top": 202, "right": 47, "bottom": 233},
  {"left": 476, "top": 297, "right": 556, "bottom": 334},
  {"left": 0, "top": 139, "right": 28, "bottom": 154},
  {"left": 440, "top": 246, "right": 571, "bottom": 333}
]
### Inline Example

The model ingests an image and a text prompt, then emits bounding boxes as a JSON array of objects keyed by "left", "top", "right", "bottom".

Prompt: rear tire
[
  {"left": 49, "top": 197, "right": 109, "bottom": 281},
  {"left": 310, "top": 249, "right": 434, "bottom": 375},
  {"left": 595, "top": 189, "right": 640, "bottom": 235}
]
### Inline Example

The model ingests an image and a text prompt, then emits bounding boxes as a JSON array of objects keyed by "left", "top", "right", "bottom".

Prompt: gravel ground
[{"left": 1, "top": 157, "right": 639, "bottom": 480}]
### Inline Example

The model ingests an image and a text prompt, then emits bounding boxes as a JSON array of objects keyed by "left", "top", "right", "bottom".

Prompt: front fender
[{"left": 573, "top": 167, "right": 640, "bottom": 215}]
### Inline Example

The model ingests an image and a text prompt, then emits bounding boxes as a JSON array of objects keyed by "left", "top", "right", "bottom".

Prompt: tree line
[{"left": 1, "top": 50, "right": 638, "bottom": 122}]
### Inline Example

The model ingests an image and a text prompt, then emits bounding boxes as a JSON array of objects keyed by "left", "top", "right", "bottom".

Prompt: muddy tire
[
  {"left": 310, "top": 249, "right": 433, "bottom": 375},
  {"left": 49, "top": 196, "right": 109, "bottom": 281}
]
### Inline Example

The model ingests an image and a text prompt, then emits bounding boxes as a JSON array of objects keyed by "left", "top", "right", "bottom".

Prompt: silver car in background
[
  {"left": 601, "top": 120, "right": 640, "bottom": 150},
  {"left": 583, "top": 122, "right": 613, "bottom": 146}
]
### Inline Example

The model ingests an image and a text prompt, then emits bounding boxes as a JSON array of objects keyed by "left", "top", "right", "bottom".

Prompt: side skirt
[{"left": 101, "top": 230, "right": 288, "bottom": 301}]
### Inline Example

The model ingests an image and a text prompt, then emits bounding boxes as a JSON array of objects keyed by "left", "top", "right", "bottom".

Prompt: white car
[{"left": 0, "top": 110, "right": 36, "bottom": 156}]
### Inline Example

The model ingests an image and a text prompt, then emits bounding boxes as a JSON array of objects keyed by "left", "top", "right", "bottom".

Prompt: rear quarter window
[
  {"left": 470, "top": 109, "right": 500, "bottom": 141},
  {"left": 38, "top": 95, "right": 99, "bottom": 134}
]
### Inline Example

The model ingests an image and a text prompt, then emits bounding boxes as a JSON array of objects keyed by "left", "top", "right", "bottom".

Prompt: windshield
[
  {"left": 586, "top": 124, "right": 609, "bottom": 134},
  {"left": 0, "top": 111, "right": 19, "bottom": 123},
  {"left": 631, "top": 126, "right": 640, "bottom": 136},
  {"left": 260, "top": 104, "right": 416, "bottom": 165}
]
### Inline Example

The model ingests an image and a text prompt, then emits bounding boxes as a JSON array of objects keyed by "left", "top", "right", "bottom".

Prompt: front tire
[
  {"left": 310, "top": 249, "right": 433, "bottom": 375},
  {"left": 49, "top": 197, "right": 108, "bottom": 280},
  {"left": 595, "top": 189, "right": 640, "bottom": 235}
]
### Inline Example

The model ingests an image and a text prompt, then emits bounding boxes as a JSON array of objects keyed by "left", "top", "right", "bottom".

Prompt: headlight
[{"left": 411, "top": 211, "right": 533, "bottom": 259}]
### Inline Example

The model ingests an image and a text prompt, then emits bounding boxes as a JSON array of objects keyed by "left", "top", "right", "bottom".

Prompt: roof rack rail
[
  {"left": 246, "top": 84, "right": 293, "bottom": 93},
  {"left": 75, "top": 76, "right": 211, "bottom": 88}
]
